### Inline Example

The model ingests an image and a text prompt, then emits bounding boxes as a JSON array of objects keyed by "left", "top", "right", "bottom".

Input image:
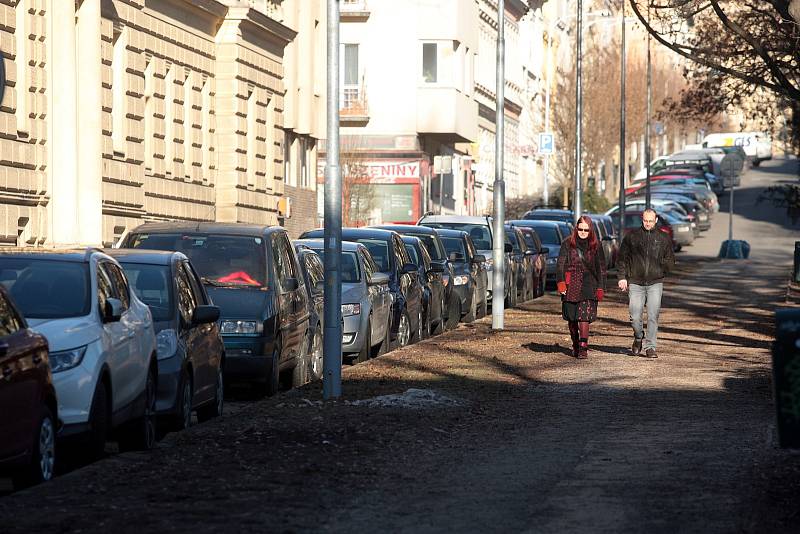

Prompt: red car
[{"left": 0, "top": 285, "right": 57, "bottom": 489}]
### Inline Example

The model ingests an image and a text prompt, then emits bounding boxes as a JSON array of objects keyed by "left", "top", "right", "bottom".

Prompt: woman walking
[{"left": 556, "top": 216, "right": 606, "bottom": 359}]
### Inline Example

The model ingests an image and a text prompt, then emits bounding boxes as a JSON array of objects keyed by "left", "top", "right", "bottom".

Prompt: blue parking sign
[{"left": 539, "top": 133, "right": 554, "bottom": 155}]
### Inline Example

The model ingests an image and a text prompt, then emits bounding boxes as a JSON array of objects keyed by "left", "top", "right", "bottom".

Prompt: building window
[
  {"left": 184, "top": 71, "right": 195, "bottom": 179},
  {"left": 341, "top": 44, "right": 360, "bottom": 109},
  {"left": 265, "top": 97, "right": 275, "bottom": 189},
  {"left": 201, "top": 78, "right": 212, "bottom": 185},
  {"left": 144, "top": 58, "right": 155, "bottom": 171},
  {"left": 165, "top": 65, "right": 176, "bottom": 176},
  {"left": 112, "top": 25, "right": 128, "bottom": 156},
  {"left": 247, "top": 89, "right": 258, "bottom": 188},
  {"left": 15, "top": 0, "right": 29, "bottom": 136},
  {"left": 422, "top": 42, "right": 437, "bottom": 83}
]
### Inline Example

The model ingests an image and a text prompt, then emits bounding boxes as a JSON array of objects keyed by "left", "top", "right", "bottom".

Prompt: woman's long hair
[{"left": 566, "top": 215, "right": 599, "bottom": 259}]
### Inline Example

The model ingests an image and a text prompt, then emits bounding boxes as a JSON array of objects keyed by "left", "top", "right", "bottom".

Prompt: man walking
[{"left": 617, "top": 209, "right": 675, "bottom": 358}]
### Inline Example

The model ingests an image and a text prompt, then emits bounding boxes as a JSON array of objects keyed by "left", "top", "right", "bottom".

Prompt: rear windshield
[
  {"left": 0, "top": 259, "right": 91, "bottom": 319},
  {"left": 414, "top": 235, "right": 445, "bottom": 261},
  {"left": 127, "top": 233, "right": 267, "bottom": 288},
  {"left": 354, "top": 239, "right": 391, "bottom": 273},
  {"left": 441, "top": 237, "right": 466, "bottom": 261},
  {"left": 119, "top": 263, "right": 174, "bottom": 321},
  {"left": 421, "top": 223, "right": 492, "bottom": 251},
  {"left": 528, "top": 226, "right": 559, "bottom": 244},
  {"left": 309, "top": 249, "right": 361, "bottom": 283}
]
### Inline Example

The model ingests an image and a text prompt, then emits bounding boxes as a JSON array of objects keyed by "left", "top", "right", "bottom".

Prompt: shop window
[{"left": 422, "top": 43, "right": 437, "bottom": 83}]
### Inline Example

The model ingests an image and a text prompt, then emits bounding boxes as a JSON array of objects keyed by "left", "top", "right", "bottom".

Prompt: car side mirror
[
  {"left": 449, "top": 251, "right": 465, "bottom": 262},
  {"left": 428, "top": 262, "right": 445, "bottom": 273},
  {"left": 284, "top": 277, "right": 300, "bottom": 291},
  {"left": 314, "top": 280, "right": 325, "bottom": 294},
  {"left": 192, "top": 305, "right": 220, "bottom": 325},
  {"left": 103, "top": 297, "right": 123, "bottom": 323},
  {"left": 540, "top": 247, "right": 550, "bottom": 255},
  {"left": 402, "top": 263, "right": 418, "bottom": 274},
  {"left": 504, "top": 243, "right": 513, "bottom": 253},
  {"left": 472, "top": 254, "right": 486, "bottom": 263},
  {"left": 524, "top": 250, "right": 536, "bottom": 256}
]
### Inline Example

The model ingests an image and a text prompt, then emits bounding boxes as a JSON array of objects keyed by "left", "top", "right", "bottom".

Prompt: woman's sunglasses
[{"left": 577, "top": 227, "right": 590, "bottom": 233}]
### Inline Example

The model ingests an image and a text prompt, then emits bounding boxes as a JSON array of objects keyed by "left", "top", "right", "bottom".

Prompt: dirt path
[{"left": 2, "top": 253, "right": 798, "bottom": 533}]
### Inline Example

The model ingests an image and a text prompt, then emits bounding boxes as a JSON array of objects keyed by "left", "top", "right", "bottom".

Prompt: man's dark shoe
[
  {"left": 631, "top": 338, "right": 643, "bottom": 356},
  {"left": 642, "top": 348, "right": 657, "bottom": 359}
]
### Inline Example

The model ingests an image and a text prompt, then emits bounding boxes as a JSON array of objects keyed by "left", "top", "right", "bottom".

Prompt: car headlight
[
  {"left": 220, "top": 320, "right": 262, "bottom": 335},
  {"left": 341, "top": 303, "right": 361, "bottom": 316},
  {"left": 453, "top": 275, "right": 469, "bottom": 286},
  {"left": 156, "top": 329, "right": 178, "bottom": 360},
  {"left": 50, "top": 346, "right": 87, "bottom": 373}
]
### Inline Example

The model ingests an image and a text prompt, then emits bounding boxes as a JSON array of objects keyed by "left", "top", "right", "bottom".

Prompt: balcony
[
  {"left": 416, "top": 86, "right": 477, "bottom": 143},
  {"left": 340, "top": 80, "right": 369, "bottom": 126},
  {"left": 341, "top": 0, "right": 370, "bottom": 22}
]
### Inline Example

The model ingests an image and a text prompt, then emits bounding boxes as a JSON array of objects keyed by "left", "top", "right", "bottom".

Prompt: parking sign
[{"left": 539, "top": 133, "right": 554, "bottom": 155}]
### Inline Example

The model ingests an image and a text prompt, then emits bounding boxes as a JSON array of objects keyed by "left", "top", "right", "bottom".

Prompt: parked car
[
  {"left": 606, "top": 201, "right": 699, "bottom": 237},
  {"left": 374, "top": 224, "right": 452, "bottom": 333},
  {"left": 504, "top": 225, "right": 535, "bottom": 303},
  {"left": 401, "top": 235, "right": 446, "bottom": 337},
  {"left": 295, "top": 239, "right": 392, "bottom": 361},
  {"left": 609, "top": 211, "right": 679, "bottom": 251},
  {"left": 105, "top": 250, "right": 224, "bottom": 431},
  {"left": 509, "top": 220, "right": 565, "bottom": 288},
  {"left": 293, "top": 244, "right": 325, "bottom": 382},
  {"left": 522, "top": 208, "right": 574, "bottom": 224},
  {"left": 436, "top": 229, "right": 488, "bottom": 322},
  {"left": 417, "top": 215, "right": 513, "bottom": 307},
  {"left": 586, "top": 214, "right": 619, "bottom": 269},
  {"left": 513, "top": 226, "right": 547, "bottom": 298},
  {"left": 0, "top": 285, "right": 57, "bottom": 489},
  {"left": 0, "top": 248, "right": 158, "bottom": 458},
  {"left": 121, "top": 223, "right": 310, "bottom": 396},
  {"left": 300, "top": 228, "right": 423, "bottom": 348}
]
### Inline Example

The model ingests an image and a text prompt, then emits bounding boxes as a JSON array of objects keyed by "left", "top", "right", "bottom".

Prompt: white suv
[{"left": 0, "top": 249, "right": 158, "bottom": 457}]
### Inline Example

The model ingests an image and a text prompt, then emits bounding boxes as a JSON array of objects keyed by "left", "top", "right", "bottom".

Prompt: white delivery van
[{"left": 703, "top": 132, "right": 773, "bottom": 166}]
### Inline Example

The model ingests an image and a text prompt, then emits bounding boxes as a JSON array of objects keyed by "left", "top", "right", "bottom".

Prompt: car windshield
[
  {"left": 404, "top": 244, "right": 420, "bottom": 266},
  {"left": 505, "top": 231, "right": 520, "bottom": 252},
  {"left": 520, "top": 232, "right": 537, "bottom": 249},
  {"left": 0, "top": 258, "right": 91, "bottom": 319},
  {"left": 422, "top": 223, "right": 492, "bottom": 251},
  {"left": 118, "top": 263, "right": 174, "bottom": 321},
  {"left": 529, "top": 226, "right": 559, "bottom": 244},
  {"left": 353, "top": 239, "right": 390, "bottom": 273},
  {"left": 414, "top": 234, "right": 445, "bottom": 261},
  {"left": 441, "top": 237, "right": 466, "bottom": 261},
  {"left": 310, "top": 249, "right": 361, "bottom": 282},
  {"left": 127, "top": 233, "right": 267, "bottom": 288}
]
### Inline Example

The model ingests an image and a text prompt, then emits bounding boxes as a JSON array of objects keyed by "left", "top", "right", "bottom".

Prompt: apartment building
[{"left": 0, "top": 0, "right": 324, "bottom": 246}]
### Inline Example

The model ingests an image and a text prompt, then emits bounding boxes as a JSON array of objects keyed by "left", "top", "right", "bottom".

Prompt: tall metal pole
[
  {"left": 543, "top": 32, "right": 552, "bottom": 207},
  {"left": 574, "top": 0, "right": 583, "bottom": 223},
  {"left": 492, "top": 0, "right": 506, "bottom": 330},
  {"left": 645, "top": 3, "right": 652, "bottom": 209},
  {"left": 323, "top": 0, "right": 342, "bottom": 399},
  {"left": 618, "top": 2, "right": 626, "bottom": 239}
]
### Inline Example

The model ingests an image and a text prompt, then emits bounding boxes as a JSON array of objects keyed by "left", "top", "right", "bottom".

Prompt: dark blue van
[{"left": 121, "top": 223, "right": 310, "bottom": 396}]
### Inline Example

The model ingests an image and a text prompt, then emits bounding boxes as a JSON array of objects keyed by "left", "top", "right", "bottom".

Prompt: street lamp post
[
  {"left": 574, "top": 0, "right": 583, "bottom": 223},
  {"left": 645, "top": 4, "right": 652, "bottom": 209},
  {"left": 492, "top": 0, "right": 506, "bottom": 330},
  {"left": 618, "top": 1, "right": 627, "bottom": 239},
  {"left": 323, "top": 0, "right": 343, "bottom": 399}
]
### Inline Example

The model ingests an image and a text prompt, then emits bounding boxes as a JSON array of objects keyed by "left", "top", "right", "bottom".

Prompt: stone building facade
[{"left": 0, "top": 0, "right": 323, "bottom": 247}]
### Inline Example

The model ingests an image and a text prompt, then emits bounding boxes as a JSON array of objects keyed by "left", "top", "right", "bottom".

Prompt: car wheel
[
  {"left": 356, "top": 317, "right": 371, "bottom": 363},
  {"left": 478, "top": 292, "right": 488, "bottom": 318},
  {"left": 260, "top": 340, "right": 281, "bottom": 397},
  {"left": 197, "top": 365, "right": 224, "bottom": 423},
  {"left": 464, "top": 288, "right": 478, "bottom": 323},
  {"left": 397, "top": 311, "right": 411, "bottom": 348},
  {"left": 171, "top": 370, "right": 193, "bottom": 432},
  {"left": 445, "top": 294, "right": 460, "bottom": 330},
  {"left": 421, "top": 306, "right": 433, "bottom": 339},
  {"left": 86, "top": 380, "right": 109, "bottom": 460},
  {"left": 432, "top": 296, "right": 445, "bottom": 335},
  {"left": 12, "top": 406, "right": 56, "bottom": 490},
  {"left": 377, "top": 314, "right": 391, "bottom": 356},
  {"left": 412, "top": 309, "right": 424, "bottom": 343},
  {"left": 119, "top": 364, "right": 157, "bottom": 451},
  {"left": 292, "top": 330, "right": 310, "bottom": 388},
  {"left": 308, "top": 326, "right": 324, "bottom": 380}
]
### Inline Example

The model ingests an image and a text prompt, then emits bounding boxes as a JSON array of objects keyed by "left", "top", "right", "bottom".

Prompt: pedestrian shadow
[{"left": 522, "top": 342, "right": 573, "bottom": 357}]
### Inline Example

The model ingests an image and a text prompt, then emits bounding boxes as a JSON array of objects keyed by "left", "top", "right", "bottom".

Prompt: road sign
[
  {"left": 433, "top": 155, "right": 452, "bottom": 175},
  {"left": 538, "top": 133, "right": 554, "bottom": 155}
]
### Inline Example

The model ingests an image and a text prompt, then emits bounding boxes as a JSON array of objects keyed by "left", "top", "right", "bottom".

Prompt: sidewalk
[{"left": 1, "top": 256, "right": 799, "bottom": 533}]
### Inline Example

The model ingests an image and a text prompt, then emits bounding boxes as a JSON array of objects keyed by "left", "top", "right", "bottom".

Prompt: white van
[{"left": 703, "top": 132, "right": 773, "bottom": 166}]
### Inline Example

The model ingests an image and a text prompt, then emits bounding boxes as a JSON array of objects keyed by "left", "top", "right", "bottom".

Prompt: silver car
[{"left": 294, "top": 240, "right": 391, "bottom": 363}]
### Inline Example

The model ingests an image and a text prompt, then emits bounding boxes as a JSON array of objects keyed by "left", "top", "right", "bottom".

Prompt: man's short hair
[{"left": 642, "top": 208, "right": 657, "bottom": 220}]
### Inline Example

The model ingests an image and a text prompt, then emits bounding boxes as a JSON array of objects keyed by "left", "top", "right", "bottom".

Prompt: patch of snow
[{"left": 345, "top": 388, "right": 462, "bottom": 409}]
